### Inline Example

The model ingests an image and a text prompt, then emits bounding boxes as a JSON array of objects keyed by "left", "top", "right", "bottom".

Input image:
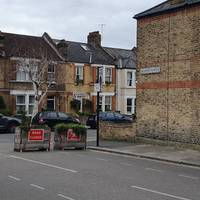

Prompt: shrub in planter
[
  {"left": 19, "top": 112, "right": 49, "bottom": 137},
  {"left": 67, "top": 124, "right": 87, "bottom": 136},
  {"left": 55, "top": 123, "right": 86, "bottom": 136},
  {"left": 55, "top": 123, "right": 68, "bottom": 134}
]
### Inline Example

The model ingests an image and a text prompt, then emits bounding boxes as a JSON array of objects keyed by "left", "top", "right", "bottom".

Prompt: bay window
[{"left": 16, "top": 95, "right": 35, "bottom": 115}]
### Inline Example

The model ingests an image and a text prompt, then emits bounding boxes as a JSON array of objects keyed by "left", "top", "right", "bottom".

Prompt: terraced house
[
  {"left": 104, "top": 47, "right": 137, "bottom": 115},
  {"left": 0, "top": 30, "right": 136, "bottom": 116},
  {"left": 134, "top": 0, "right": 200, "bottom": 144},
  {"left": 55, "top": 31, "right": 138, "bottom": 114},
  {"left": 55, "top": 31, "right": 117, "bottom": 113},
  {"left": 0, "top": 31, "right": 66, "bottom": 115}
]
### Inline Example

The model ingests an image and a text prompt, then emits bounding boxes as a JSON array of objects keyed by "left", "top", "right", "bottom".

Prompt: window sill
[
  {"left": 9, "top": 80, "right": 32, "bottom": 83},
  {"left": 126, "top": 85, "right": 136, "bottom": 88},
  {"left": 75, "top": 80, "right": 84, "bottom": 85}
]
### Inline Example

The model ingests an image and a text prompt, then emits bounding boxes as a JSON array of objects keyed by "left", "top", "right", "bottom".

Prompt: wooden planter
[
  {"left": 54, "top": 128, "right": 87, "bottom": 150},
  {"left": 14, "top": 125, "right": 51, "bottom": 152}
]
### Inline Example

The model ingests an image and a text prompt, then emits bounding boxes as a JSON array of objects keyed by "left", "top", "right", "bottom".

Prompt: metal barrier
[{"left": 14, "top": 126, "right": 51, "bottom": 152}]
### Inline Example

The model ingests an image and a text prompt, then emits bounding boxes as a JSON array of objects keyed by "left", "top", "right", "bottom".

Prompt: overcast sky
[{"left": 0, "top": 0, "right": 164, "bottom": 49}]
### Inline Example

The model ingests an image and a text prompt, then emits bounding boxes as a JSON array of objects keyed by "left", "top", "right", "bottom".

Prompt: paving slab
[{"left": 88, "top": 140, "right": 200, "bottom": 168}]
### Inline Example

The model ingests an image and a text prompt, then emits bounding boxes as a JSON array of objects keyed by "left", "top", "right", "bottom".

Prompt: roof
[
  {"left": 103, "top": 47, "right": 137, "bottom": 69},
  {"left": 55, "top": 40, "right": 115, "bottom": 65},
  {"left": 1, "top": 32, "right": 62, "bottom": 61},
  {"left": 134, "top": 0, "right": 200, "bottom": 19}
]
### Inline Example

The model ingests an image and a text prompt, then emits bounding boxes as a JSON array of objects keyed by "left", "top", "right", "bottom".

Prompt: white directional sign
[{"left": 141, "top": 67, "right": 160, "bottom": 75}]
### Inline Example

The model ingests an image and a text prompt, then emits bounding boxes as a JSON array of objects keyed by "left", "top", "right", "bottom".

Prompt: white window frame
[
  {"left": 126, "top": 70, "right": 136, "bottom": 87},
  {"left": 105, "top": 96, "right": 112, "bottom": 111},
  {"left": 16, "top": 67, "right": 29, "bottom": 81},
  {"left": 73, "top": 93, "right": 89, "bottom": 112},
  {"left": 16, "top": 94, "right": 35, "bottom": 115},
  {"left": 76, "top": 65, "right": 83, "bottom": 81},
  {"left": 125, "top": 97, "right": 136, "bottom": 115},
  {"left": 16, "top": 95, "right": 26, "bottom": 113},
  {"left": 16, "top": 64, "right": 38, "bottom": 82},
  {"left": 95, "top": 95, "right": 113, "bottom": 112},
  {"left": 28, "top": 95, "right": 35, "bottom": 115},
  {"left": 47, "top": 64, "right": 55, "bottom": 81},
  {"left": 105, "top": 67, "right": 112, "bottom": 84},
  {"left": 99, "top": 96, "right": 103, "bottom": 112}
]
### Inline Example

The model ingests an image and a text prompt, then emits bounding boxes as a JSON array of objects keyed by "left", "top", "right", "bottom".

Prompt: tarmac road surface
[{"left": 0, "top": 133, "right": 200, "bottom": 200}]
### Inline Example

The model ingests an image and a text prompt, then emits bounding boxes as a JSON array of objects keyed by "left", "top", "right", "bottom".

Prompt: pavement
[{"left": 87, "top": 139, "right": 200, "bottom": 168}]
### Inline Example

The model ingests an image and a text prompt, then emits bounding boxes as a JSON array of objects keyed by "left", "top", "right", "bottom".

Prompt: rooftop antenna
[{"left": 99, "top": 24, "right": 106, "bottom": 42}]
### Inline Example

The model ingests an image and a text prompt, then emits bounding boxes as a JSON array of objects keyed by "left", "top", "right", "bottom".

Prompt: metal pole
[
  {"left": 96, "top": 91, "right": 100, "bottom": 147},
  {"left": 96, "top": 66, "right": 102, "bottom": 147}
]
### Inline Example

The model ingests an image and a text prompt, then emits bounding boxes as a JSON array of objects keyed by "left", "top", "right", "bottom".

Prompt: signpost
[{"left": 96, "top": 66, "right": 103, "bottom": 147}]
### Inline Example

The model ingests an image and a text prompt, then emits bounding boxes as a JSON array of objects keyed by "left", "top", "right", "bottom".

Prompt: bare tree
[
  {"left": 6, "top": 33, "right": 66, "bottom": 122},
  {"left": 16, "top": 56, "right": 56, "bottom": 120}
]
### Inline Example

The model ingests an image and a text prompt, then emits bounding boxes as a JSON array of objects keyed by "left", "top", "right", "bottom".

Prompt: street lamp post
[
  {"left": 96, "top": 90, "right": 100, "bottom": 147},
  {"left": 96, "top": 67, "right": 103, "bottom": 147}
]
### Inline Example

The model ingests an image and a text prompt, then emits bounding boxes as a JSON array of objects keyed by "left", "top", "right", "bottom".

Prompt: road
[{"left": 0, "top": 132, "right": 200, "bottom": 200}]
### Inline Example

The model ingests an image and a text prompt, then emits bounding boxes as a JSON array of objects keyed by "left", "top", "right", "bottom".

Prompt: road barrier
[
  {"left": 54, "top": 124, "right": 87, "bottom": 150},
  {"left": 14, "top": 125, "right": 51, "bottom": 152}
]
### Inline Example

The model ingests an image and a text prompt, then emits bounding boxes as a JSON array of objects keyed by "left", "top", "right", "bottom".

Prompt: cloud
[{"left": 0, "top": 0, "right": 164, "bottom": 49}]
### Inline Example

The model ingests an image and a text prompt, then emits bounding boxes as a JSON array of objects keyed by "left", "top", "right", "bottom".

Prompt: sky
[{"left": 0, "top": 0, "right": 164, "bottom": 49}]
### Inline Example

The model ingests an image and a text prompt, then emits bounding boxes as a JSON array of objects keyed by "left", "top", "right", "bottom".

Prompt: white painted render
[{"left": 116, "top": 68, "right": 136, "bottom": 115}]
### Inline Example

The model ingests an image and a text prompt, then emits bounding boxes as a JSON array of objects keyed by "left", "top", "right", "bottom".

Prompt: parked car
[
  {"left": 0, "top": 113, "right": 21, "bottom": 133},
  {"left": 32, "top": 111, "right": 80, "bottom": 130},
  {"left": 86, "top": 112, "right": 132, "bottom": 129},
  {"left": 86, "top": 114, "right": 97, "bottom": 129}
]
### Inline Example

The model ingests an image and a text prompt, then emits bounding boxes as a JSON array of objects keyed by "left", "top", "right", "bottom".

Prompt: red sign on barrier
[
  {"left": 28, "top": 129, "right": 44, "bottom": 141},
  {"left": 67, "top": 129, "right": 81, "bottom": 142}
]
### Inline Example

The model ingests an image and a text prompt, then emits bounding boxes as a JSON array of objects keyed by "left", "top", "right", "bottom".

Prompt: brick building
[
  {"left": 134, "top": 0, "right": 200, "bottom": 144},
  {"left": 0, "top": 30, "right": 136, "bottom": 116},
  {"left": 55, "top": 31, "right": 117, "bottom": 113},
  {"left": 0, "top": 31, "right": 66, "bottom": 115},
  {"left": 104, "top": 47, "right": 137, "bottom": 115}
]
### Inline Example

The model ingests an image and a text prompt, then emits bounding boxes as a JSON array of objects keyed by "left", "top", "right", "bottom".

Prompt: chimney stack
[{"left": 87, "top": 31, "right": 101, "bottom": 47}]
